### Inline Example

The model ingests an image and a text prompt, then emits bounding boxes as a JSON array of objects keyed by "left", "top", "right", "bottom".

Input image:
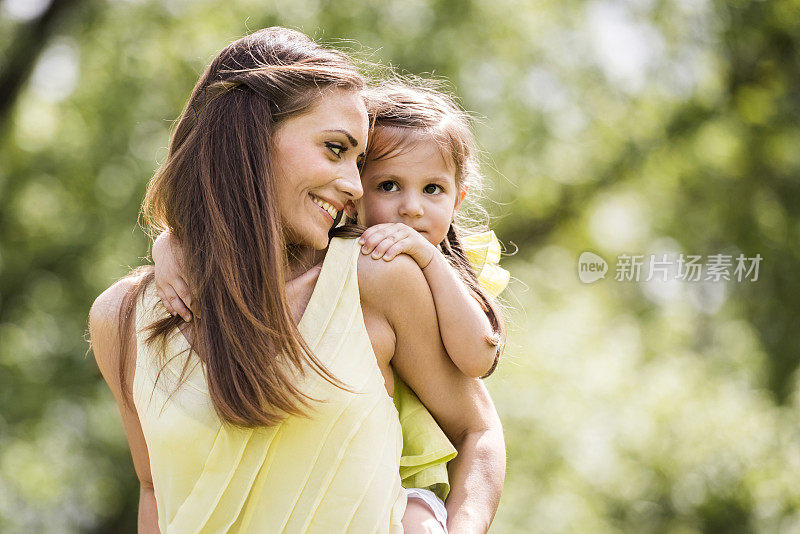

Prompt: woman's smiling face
[
  {"left": 359, "top": 134, "right": 462, "bottom": 246},
  {"left": 271, "top": 88, "right": 368, "bottom": 250}
]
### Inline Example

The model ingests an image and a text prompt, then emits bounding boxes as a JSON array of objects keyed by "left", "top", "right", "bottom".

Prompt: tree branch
[{"left": 0, "top": 0, "right": 85, "bottom": 127}]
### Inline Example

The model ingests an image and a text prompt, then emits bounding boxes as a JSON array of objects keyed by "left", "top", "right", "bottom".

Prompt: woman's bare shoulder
[
  {"left": 88, "top": 274, "right": 146, "bottom": 391},
  {"left": 90, "top": 278, "right": 138, "bottom": 324},
  {"left": 89, "top": 274, "right": 148, "bottom": 338}
]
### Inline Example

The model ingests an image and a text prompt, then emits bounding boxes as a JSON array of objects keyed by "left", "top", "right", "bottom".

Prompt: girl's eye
[
  {"left": 424, "top": 184, "right": 443, "bottom": 194},
  {"left": 379, "top": 181, "right": 399, "bottom": 192},
  {"left": 325, "top": 142, "right": 345, "bottom": 157}
]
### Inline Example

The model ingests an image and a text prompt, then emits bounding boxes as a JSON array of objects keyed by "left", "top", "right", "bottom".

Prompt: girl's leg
[
  {"left": 403, "top": 499, "right": 445, "bottom": 533},
  {"left": 403, "top": 488, "right": 448, "bottom": 534}
]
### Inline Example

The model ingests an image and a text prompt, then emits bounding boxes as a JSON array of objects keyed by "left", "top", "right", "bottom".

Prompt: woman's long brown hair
[
  {"left": 345, "top": 79, "right": 507, "bottom": 378},
  {"left": 115, "top": 27, "right": 365, "bottom": 428}
]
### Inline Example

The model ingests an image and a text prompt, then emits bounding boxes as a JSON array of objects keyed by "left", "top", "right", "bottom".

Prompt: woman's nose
[
  {"left": 399, "top": 195, "right": 424, "bottom": 218},
  {"left": 338, "top": 162, "right": 363, "bottom": 200}
]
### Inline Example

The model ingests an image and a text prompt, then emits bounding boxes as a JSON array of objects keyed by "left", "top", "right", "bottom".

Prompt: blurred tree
[{"left": 0, "top": 0, "right": 90, "bottom": 126}]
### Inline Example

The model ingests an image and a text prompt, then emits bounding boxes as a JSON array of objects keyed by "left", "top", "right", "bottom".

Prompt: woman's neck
[{"left": 285, "top": 244, "right": 327, "bottom": 281}]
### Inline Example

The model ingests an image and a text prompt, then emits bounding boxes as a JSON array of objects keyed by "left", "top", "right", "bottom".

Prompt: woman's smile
[{"left": 310, "top": 194, "right": 340, "bottom": 222}]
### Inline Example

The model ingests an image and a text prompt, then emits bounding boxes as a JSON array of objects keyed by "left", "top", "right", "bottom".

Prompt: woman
[{"left": 89, "top": 27, "right": 504, "bottom": 533}]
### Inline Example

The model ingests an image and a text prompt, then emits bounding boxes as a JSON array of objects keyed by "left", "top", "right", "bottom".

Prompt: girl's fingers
[
  {"left": 157, "top": 288, "right": 175, "bottom": 316},
  {"left": 358, "top": 225, "right": 383, "bottom": 245},
  {"left": 359, "top": 227, "right": 389, "bottom": 253},
  {"left": 358, "top": 225, "right": 378, "bottom": 244},
  {"left": 368, "top": 226, "right": 413, "bottom": 259},
  {"left": 174, "top": 280, "right": 194, "bottom": 315},
  {"left": 381, "top": 238, "right": 412, "bottom": 261},
  {"left": 370, "top": 234, "right": 399, "bottom": 259},
  {"left": 359, "top": 223, "right": 405, "bottom": 253},
  {"left": 361, "top": 233, "right": 386, "bottom": 254},
  {"left": 168, "top": 294, "right": 192, "bottom": 322},
  {"left": 162, "top": 285, "right": 191, "bottom": 322}
]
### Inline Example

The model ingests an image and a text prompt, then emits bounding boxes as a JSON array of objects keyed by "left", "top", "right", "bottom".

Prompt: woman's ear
[{"left": 454, "top": 185, "right": 470, "bottom": 212}]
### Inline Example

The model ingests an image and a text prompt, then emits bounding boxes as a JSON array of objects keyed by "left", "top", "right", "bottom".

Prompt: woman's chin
[
  {"left": 291, "top": 237, "right": 328, "bottom": 251},
  {"left": 313, "top": 236, "right": 330, "bottom": 250},
  {"left": 307, "top": 228, "right": 331, "bottom": 250},
  {"left": 284, "top": 225, "right": 329, "bottom": 250}
]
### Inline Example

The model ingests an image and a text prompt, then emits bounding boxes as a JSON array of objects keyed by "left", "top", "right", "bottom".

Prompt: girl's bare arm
[
  {"left": 359, "top": 253, "right": 505, "bottom": 533},
  {"left": 360, "top": 223, "right": 498, "bottom": 378},
  {"left": 420, "top": 249, "right": 498, "bottom": 377}
]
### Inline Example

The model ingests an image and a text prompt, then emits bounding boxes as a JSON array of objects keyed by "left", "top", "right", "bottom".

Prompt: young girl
[{"left": 153, "top": 80, "right": 510, "bottom": 533}]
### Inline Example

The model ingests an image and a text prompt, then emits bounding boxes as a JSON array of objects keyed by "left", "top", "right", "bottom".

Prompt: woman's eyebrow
[{"left": 324, "top": 129, "right": 359, "bottom": 147}]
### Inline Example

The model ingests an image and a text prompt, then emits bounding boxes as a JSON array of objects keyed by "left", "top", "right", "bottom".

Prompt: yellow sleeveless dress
[
  {"left": 393, "top": 230, "right": 510, "bottom": 501},
  {"left": 133, "top": 237, "right": 406, "bottom": 533}
]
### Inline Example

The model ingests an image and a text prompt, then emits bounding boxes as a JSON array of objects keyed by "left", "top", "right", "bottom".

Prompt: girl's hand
[
  {"left": 152, "top": 231, "right": 194, "bottom": 322},
  {"left": 358, "top": 223, "right": 436, "bottom": 269}
]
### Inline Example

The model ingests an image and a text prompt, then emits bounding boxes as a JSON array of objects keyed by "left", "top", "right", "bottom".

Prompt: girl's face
[
  {"left": 272, "top": 88, "right": 368, "bottom": 250},
  {"left": 359, "top": 137, "right": 464, "bottom": 246}
]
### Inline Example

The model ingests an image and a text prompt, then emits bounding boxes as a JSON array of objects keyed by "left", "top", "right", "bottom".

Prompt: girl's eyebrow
[
  {"left": 323, "top": 129, "right": 359, "bottom": 147},
  {"left": 364, "top": 172, "right": 399, "bottom": 180}
]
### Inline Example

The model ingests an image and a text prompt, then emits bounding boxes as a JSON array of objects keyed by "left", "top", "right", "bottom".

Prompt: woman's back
[{"left": 133, "top": 237, "right": 405, "bottom": 533}]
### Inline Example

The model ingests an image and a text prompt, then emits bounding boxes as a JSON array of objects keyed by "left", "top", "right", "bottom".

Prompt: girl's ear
[{"left": 454, "top": 185, "right": 469, "bottom": 212}]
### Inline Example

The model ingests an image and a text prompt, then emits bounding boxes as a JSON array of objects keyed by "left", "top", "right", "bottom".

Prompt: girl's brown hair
[
  {"left": 334, "top": 79, "right": 506, "bottom": 377},
  {"left": 114, "top": 27, "right": 365, "bottom": 427}
]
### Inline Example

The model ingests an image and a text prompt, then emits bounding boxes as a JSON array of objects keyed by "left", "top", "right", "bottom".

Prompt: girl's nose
[{"left": 399, "top": 195, "right": 424, "bottom": 218}]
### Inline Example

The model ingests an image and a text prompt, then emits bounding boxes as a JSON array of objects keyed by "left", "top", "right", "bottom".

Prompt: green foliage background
[{"left": 1, "top": 0, "right": 798, "bottom": 532}]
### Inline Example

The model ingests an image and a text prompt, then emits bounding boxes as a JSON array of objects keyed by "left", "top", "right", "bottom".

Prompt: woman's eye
[
  {"left": 424, "top": 184, "right": 443, "bottom": 194},
  {"left": 325, "top": 142, "right": 345, "bottom": 157},
  {"left": 379, "top": 181, "right": 399, "bottom": 192}
]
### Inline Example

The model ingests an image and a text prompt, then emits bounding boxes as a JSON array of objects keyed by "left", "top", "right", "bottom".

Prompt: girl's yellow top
[
  {"left": 462, "top": 230, "right": 511, "bottom": 299},
  {"left": 133, "top": 237, "right": 406, "bottom": 533},
  {"left": 393, "top": 230, "right": 509, "bottom": 501}
]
